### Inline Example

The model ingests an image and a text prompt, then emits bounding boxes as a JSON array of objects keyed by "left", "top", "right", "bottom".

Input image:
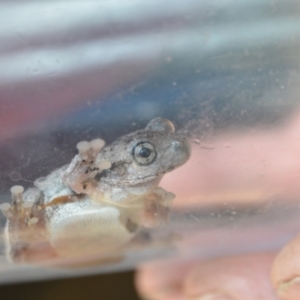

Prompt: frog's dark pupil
[{"left": 139, "top": 147, "right": 151, "bottom": 158}]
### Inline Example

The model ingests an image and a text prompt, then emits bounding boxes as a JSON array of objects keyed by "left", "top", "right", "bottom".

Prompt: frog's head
[{"left": 96, "top": 118, "right": 190, "bottom": 200}]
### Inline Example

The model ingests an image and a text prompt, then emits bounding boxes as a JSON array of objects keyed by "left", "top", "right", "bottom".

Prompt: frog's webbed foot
[
  {"left": 62, "top": 139, "right": 111, "bottom": 198},
  {"left": 0, "top": 186, "right": 47, "bottom": 262},
  {"left": 0, "top": 186, "right": 43, "bottom": 226},
  {"left": 141, "top": 187, "right": 175, "bottom": 228}
]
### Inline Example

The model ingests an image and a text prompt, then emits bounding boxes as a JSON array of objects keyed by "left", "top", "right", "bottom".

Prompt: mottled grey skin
[
  {"left": 95, "top": 118, "right": 191, "bottom": 201},
  {"left": 2, "top": 118, "right": 191, "bottom": 265},
  {"left": 35, "top": 118, "right": 191, "bottom": 204}
]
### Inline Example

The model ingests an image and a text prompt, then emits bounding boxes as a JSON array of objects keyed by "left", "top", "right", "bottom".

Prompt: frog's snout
[{"left": 170, "top": 136, "right": 191, "bottom": 163}]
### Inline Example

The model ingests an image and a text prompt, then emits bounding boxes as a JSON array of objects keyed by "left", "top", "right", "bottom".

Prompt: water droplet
[{"left": 9, "top": 171, "right": 22, "bottom": 181}]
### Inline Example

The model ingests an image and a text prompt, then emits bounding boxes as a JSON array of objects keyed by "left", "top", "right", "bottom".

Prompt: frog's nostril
[
  {"left": 172, "top": 141, "right": 181, "bottom": 149},
  {"left": 174, "top": 140, "right": 190, "bottom": 155}
]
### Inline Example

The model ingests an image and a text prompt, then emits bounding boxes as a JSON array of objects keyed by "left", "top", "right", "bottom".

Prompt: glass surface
[{"left": 1, "top": 0, "right": 300, "bottom": 283}]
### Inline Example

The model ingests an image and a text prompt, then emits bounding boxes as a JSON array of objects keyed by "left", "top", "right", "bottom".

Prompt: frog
[{"left": 0, "top": 118, "right": 190, "bottom": 267}]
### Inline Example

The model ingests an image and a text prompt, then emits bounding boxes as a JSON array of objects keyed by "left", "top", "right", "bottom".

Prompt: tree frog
[{"left": 0, "top": 118, "right": 190, "bottom": 267}]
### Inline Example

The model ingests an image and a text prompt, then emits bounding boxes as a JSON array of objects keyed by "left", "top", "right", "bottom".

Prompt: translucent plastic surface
[{"left": 1, "top": 0, "right": 300, "bottom": 283}]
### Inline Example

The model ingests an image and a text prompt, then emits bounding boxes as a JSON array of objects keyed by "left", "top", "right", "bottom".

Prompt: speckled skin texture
[{"left": 1, "top": 118, "right": 190, "bottom": 266}]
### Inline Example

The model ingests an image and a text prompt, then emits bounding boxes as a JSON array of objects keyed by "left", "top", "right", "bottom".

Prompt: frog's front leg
[
  {"left": 62, "top": 139, "right": 111, "bottom": 199},
  {"left": 125, "top": 188, "right": 176, "bottom": 249},
  {"left": 1, "top": 186, "right": 56, "bottom": 263},
  {"left": 141, "top": 187, "right": 175, "bottom": 228}
]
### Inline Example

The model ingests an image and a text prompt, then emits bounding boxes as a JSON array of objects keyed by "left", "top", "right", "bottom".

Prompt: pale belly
[{"left": 46, "top": 200, "right": 136, "bottom": 258}]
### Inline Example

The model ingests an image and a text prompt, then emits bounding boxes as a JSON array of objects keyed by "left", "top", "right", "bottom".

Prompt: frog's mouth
[{"left": 96, "top": 164, "right": 160, "bottom": 187}]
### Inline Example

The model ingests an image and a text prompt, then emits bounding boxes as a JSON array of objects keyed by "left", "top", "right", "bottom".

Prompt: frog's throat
[{"left": 100, "top": 173, "right": 162, "bottom": 188}]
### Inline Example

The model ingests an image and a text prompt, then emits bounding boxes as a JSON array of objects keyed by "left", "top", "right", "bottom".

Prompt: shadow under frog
[{"left": 0, "top": 118, "right": 190, "bottom": 267}]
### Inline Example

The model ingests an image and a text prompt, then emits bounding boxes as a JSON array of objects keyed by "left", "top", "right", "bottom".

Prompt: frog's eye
[{"left": 132, "top": 142, "right": 157, "bottom": 165}]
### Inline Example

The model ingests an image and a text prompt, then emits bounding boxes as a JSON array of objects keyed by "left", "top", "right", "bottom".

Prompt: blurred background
[
  {"left": 1, "top": 0, "right": 300, "bottom": 298},
  {"left": 0, "top": 271, "right": 140, "bottom": 300}
]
